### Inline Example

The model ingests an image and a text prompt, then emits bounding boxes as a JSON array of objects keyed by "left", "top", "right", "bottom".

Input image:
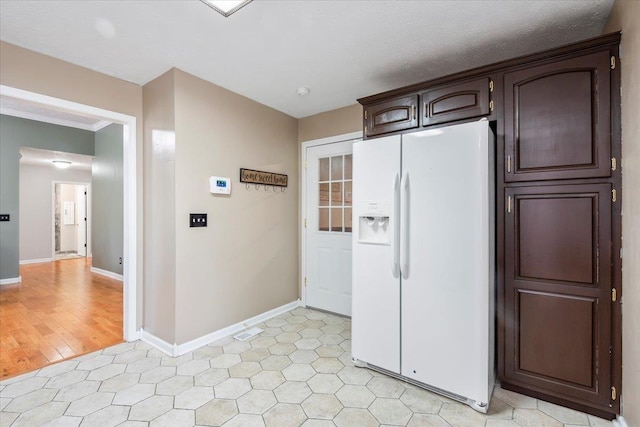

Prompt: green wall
[{"left": 0, "top": 115, "right": 95, "bottom": 280}]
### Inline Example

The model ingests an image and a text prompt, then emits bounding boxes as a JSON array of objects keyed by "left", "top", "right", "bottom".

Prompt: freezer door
[
  {"left": 352, "top": 135, "right": 402, "bottom": 373},
  {"left": 400, "top": 120, "right": 494, "bottom": 405}
]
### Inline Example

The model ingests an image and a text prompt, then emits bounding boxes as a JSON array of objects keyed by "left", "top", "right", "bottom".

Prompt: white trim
[
  {"left": 92, "top": 120, "right": 112, "bottom": 132},
  {"left": 139, "top": 328, "right": 176, "bottom": 357},
  {"left": 140, "top": 300, "right": 301, "bottom": 357},
  {"left": 20, "top": 258, "right": 54, "bottom": 265},
  {"left": 0, "top": 276, "right": 21, "bottom": 285},
  {"left": 90, "top": 267, "right": 123, "bottom": 282},
  {"left": 0, "top": 106, "right": 102, "bottom": 132},
  {"left": 613, "top": 417, "right": 628, "bottom": 427},
  {"left": 1, "top": 84, "right": 139, "bottom": 342},
  {"left": 300, "top": 131, "right": 363, "bottom": 308}
]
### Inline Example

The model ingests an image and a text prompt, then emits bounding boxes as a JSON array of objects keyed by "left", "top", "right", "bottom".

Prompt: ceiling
[
  {"left": 0, "top": 0, "right": 614, "bottom": 119},
  {"left": 19, "top": 147, "right": 93, "bottom": 171}
]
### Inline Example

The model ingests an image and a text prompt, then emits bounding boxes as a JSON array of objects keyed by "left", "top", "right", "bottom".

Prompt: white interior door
[
  {"left": 76, "top": 185, "right": 87, "bottom": 257},
  {"left": 305, "top": 141, "right": 354, "bottom": 316}
]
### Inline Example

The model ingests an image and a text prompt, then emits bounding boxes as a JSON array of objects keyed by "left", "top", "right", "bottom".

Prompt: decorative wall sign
[{"left": 240, "top": 168, "right": 288, "bottom": 187}]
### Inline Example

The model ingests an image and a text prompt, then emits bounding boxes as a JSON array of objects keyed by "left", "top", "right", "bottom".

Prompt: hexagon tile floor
[{"left": 0, "top": 307, "right": 613, "bottom": 427}]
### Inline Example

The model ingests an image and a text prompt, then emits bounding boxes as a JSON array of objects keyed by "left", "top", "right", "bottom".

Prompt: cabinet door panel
[
  {"left": 365, "top": 95, "right": 418, "bottom": 137},
  {"left": 504, "top": 184, "right": 611, "bottom": 407},
  {"left": 505, "top": 51, "right": 610, "bottom": 181},
  {"left": 422, "top": 78, "right": 490, "bottom": 126}
]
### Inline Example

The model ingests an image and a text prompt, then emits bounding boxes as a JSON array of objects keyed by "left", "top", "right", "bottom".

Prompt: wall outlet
[
  {"left": 0, "top": 214, "right": 10, "bottom": 222},
  {"left": 190, "top": 213, "right": 207, "bottom": 227}
]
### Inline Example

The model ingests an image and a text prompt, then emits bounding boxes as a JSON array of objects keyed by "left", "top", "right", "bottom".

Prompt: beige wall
[
  {"left": 297, "top": 104, "right": 362, "bottom": 144},
  {"left": 142, "top": 70, "right": 177, "bottom": 343},
  {"left": 173, "top": 69, "right": 299, "bottom": 344},
  {"left": 604, "top": 2, "right": 640, "bottom": 424},
  {"left": 0, "top": 41, "right": 145, "bottom": 328}
]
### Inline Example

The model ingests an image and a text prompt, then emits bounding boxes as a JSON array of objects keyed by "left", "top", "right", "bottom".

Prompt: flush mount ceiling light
[
  {"left": 200, "top": 0, "right": 253, "bottom": 17},
  {"left": 297, "top": 87, "right": 311, "bottom": 97},
  {"left": 52, "top": 160, "right": 71, "bottom": 169}
]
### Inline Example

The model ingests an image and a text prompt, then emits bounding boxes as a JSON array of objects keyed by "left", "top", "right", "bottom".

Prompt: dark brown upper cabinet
[
  {"left": 504, "top": 51, "right": 611, "bottom": 182},
  {"left": 364, "top": 94, "right": 418, "bottom": 137},
  {"left": 504, "top": 183, "right": 613, "bottom": 412},
  {"left": 421, "top": 77, "right": 491, "bottom": 126}
]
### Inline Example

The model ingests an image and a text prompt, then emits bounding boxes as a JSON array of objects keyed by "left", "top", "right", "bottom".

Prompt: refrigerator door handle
[
  {"left": 400, "top": 172, "right": 409, "bottom": 279},
  {"left": 392, "top": 173, "right": 400, "bottom": 277}
]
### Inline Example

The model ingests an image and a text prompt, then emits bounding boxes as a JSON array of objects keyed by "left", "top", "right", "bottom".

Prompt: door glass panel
[
  {"left": 331, "top": 156, "right": 343, "bottom": 181},
  {"left": 344, "top": 181, "right": 352, "bottom": 206},
  {"left": 344, "top": 155, "right": 353, "bottom": 180},
  {"left": 331, "top": 182, "right": 343, "bottom": 206},
  {"left": 319, "top": 208, "right": 329, "bottom": 232},
  {"left": 316, "top": 154, "right": 352, "bottom": 233},
  {"left": 331, "top": 208, "right": 343, "bottom": 232},
  {"left": 319, "top": 183, "right": 329, "bottom": 206}
]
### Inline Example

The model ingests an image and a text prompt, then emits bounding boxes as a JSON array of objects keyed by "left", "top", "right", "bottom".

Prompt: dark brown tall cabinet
[
  {"left": 358, "top": 33, "right": 622, "bottom": 419},
  {"left": 499, "top": 40, "right": 621, "bottom": 419}
]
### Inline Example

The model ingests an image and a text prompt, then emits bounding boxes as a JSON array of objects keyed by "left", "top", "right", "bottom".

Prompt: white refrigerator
[{"left": 351, "top": 119, "right": 495, "bottom": 412}]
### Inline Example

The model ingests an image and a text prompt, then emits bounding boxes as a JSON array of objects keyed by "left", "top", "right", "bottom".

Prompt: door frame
[
  {"left": 52, "top": 181, "right": 92, "bottom": 259},
  {"left": 300, "top": 131, "right": 362, "bottom": 309},
  {"left": 1, "top": 84, "right": 139, "bottom": 342}
]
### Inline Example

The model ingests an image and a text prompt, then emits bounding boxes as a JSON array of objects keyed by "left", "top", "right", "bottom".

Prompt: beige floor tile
[
  {"left": 366, "top": 376, "right": 406, "bottom": 398},
  {"left": 290, "top": 349, "right": 320, "bottom": 364},
  {"left": 11, "top": 401, "right": 68, "bottom": 426},
  {"left": 263, "top": 402, "right": 308, "bottom": 427},
  {"left": 400, "top": 388, "right": 443, "bottom": 414},
  {"left": 210, "top": 353, "right": 242, "bottom": 369},
  {"left": 237, "top": 389, "right": 277, "bottom": 414},
  {"left": 308, "top": 373, "right": 344, "bottom": 394},
  {"left": 214, "top": 378, "right": 251, "bottom": 399},
  {"left": 260, "top": 355, "right": 292, "bottom": 371},
  {"left": 229, "top": 361, "right": 262, "bottom": 378},
  {"left": 282, "top": 364, "right": 317, "bottom": 382},
  {"left": 241, "top": 348, "right": 271, "bottom": 362},
  {"left": 65, "top": 392, "right": 114, "bottom": 417},
  {"left": 538, "top": 400, "right": 590, "bottom": 425},
  {"left": 41, "top": 415, "right": 83, "bottom": 426},
  {"left": 336, "top": 366, "right": 372, "bottom": 385},
  {"left": 370, "top": 397, "right": 413, "bottom": 425},
  {"left": 53, "top": 381, "right": 101, "bottom": 402},
  {"left": 336, "top": 384, "right": 375, "bottom": 408},
  {"left": 439, "top": 402, "right": 489, "bottom": 427},
  {"left": 78, "top": 405, "right": 129, "bottom": 427},
  {"left": 195, "top": 398, "right": 238, "bottom": 426},
  {"left": 128, "top": 395, "right": 174, "bottom": 421},
  {"left": 155, "top": 375, "right": 193, "bottom": 395},
  {"left": 149, "top": 408, "right": 195, "bottom": 427},
  {"left": 194, "top": 368, "right": 229, "bottom": 387},
  {"left": 513, "top": 408, "right": 563, "bottom": 427},
  {"left": 224, "top": 413, "right": 266, "bottom": 427},
  {"left": 139, "top": 366, "right": 176, "bottom": 384},
  {"left": 99, "top": 372, "right": 141, "bottom": 392},
  {"left": 334, "top": 407, "right": 378, "bottom": 427},
  {"left": 487, "top": 397, "right": 514, "bottom": 419},
  {"left": 302, "top": 394, "right": 343, "bottom": 419},
  {"left": 4, "top": 388, "right": 57, "bottom": 413},
  {"left": 407, "top": 413, "right": 451, "bottom": 427},
  {"left": 312, "top": 358, "right": 344, "bottom": 374},
  {"left": 112, "top": 383, "right": 156, "bottom": 405},
  {"left": 250, "top": 370, "right": 286, "bottom": 390},
  {"left": 274, "top": 381, "right": 313, "bottom": 404},
  {"left": 176, "top": 359, "right": 211, "bottom": 376},
  {"left": 174, "top": 386, "right": 215, "bottom": 409},
  {"left": 492, "top": 386, "right": 537, "bottom": 409}
]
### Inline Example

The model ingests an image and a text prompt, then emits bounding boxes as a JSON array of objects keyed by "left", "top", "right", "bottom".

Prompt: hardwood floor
[{"left": 0, "top": 258, "right": 123, "bottom": 378}]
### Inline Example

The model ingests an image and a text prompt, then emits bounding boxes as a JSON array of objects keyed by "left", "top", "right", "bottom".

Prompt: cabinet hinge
[
  {"left": 304, "top": 277, "right": 307, "bottom": 287},
  {"left": 507, "top": 155, "right": 512, "bottom": 173},
  {"left": 612, "top": 288, "right": 617, "bottom": 302},
  {"left": 611, "top": 56, "right": 616, "bottom": 70},
  {"left": 611, "top": 157, "right": 617, "bottom": 171},
  {"left": 489, "top": 100, "right": 494, "bottom": 112},
  {"left": 611, "top": 386, "right": 617, "bottom": 401},
  {"left": 612, "top": 189, "right": 617, "bottom": 203},
  {"left": 507, "top": 196, "right": 512, "bottom": 214},
  {"left": 596, "top": 247, "right": 600, "bottom": 282},
  {"left": 489, "top": 80, "right": 494, "bottom": 92},
  {"left": 364, "top": 110, "right": 368, "bottom": 120},
  {"left": 304, "top": 218, "right": 307, "bottom": 228},
  {"left": 412, "top": 104, "right": 417, "bottom": 120}
]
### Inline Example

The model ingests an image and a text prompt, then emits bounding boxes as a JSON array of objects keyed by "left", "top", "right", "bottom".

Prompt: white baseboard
[
  {"left": 20, "top": 258, "right": 54, "bottom": 265},
  {"left": 90, "top": 267, "right": 123, "bottom": 281},
  {"left": 613, "top": 417, "right": 629, "bottom": 427},
  {"left": 139, "top": 328, "right": 177, "bottom": 357},
  {"left": 0, "top": 276, "right": 21, "bottom": 285},
  {"left": 139, "top": 300, "right": 300, "bottom": 357}
]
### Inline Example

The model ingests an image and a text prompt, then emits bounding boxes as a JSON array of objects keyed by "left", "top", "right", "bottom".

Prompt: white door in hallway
[
  {"left": 305, "top": 140, "right": 354, "bottom": 316},
  {"left": 76, "top": 185, "right": 88, "bottom": 256}
]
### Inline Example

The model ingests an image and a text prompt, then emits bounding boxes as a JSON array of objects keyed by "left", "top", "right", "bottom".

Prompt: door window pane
[
  {"left": 319, "top": 158, "right": 330, "bottom": 182},
  {"left": 315, "top": 153, "right": 352, "bottom": 233},
  {"left": 319, "top": 208, "right": 329, "bottom": 231},
  {"left": 344, "top": 155, "right": 353, "bottom": 180},
  {"left": 344, "top": 181, "right": 352, "bottom": 206},
  {"left": 331, "top": 208, "right": 343, "bottom": 232},
  {"left": 331, "top": 182, "right": 343, "bottom": 205},
  {"left": 319, "top": 183, "right": 329, "bottom": 206},
  {"left": 331, "top": 156, "right": 343, "bottom": 181}
]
